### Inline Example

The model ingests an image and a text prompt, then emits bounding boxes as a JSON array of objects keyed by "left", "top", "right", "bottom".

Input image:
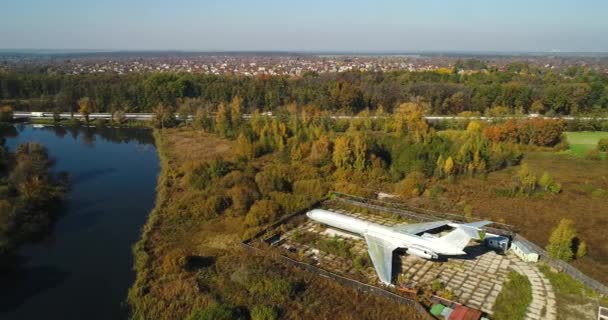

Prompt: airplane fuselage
[{"left": 306, "top": 209, "right": 465, "bottom": 257}]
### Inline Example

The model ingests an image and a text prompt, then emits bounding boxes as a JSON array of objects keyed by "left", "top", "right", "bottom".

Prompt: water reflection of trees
[{"left": 39, "top": 125, "right": 155, "bottom": 146}]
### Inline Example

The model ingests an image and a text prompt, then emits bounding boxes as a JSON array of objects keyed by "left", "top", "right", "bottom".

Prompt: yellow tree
[
  {"left": 353, "top": 133, "right": 367, "bottom": 171},
  {"left": 215, "top": 103, "right": 232, "bottom": 137},
  {"left": 78, "top": 97, "right": 95, "bottom": 124},
  {"left": 547, "top": 218, "right": 576, "bottom": 262},
  {"left": 443, "top": 156, "right": 455, "bottom": 177},
  {"left": 332, "top": 136, "right": 353, "bottom": 170},
  {"left": 236, "top": 133, "right": 255, "bottom": 160},
  {"left": 230, "top": 96, "right": 243, "bottom": 129}
]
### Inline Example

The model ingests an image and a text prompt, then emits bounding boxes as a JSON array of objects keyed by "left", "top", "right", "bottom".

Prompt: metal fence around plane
[
  {"left": 330, "top": 192, "right": 516, "bottom": 237},
  {"left": 240, "top": 201, "right": 435, "bottom": 320},
  {"left": 240, "top": 241, "right": 434, "bottom": 320},
  {"left": 331, "top": 191, "right": 608, "bottom": 296},
  {"left": 513, "top": 234, "right": 608, "bottom": 296}
]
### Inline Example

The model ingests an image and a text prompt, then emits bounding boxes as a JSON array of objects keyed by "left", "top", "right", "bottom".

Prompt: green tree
[
  {"left": 52, "top": 108, "right": 62, "bottom": 123},
  {"left": 112, "top": 109, "right": 126, "bottom": 124},
  {"left": 0, "top": 106, "right": 14, "bottom": 123},
  {"left": 598, "top": 138, "right": 608, "bottom": 152},
  {"left": 177, "top": 103, "right": 191, "bottom": 125},
  {"left": 546, "top": 219, "right": 576, "bottom": 262},
  {"left": 194, "top": 107, "right": 213, "bottom": 132},
  {"left": 152, "top": 103, "right": 175, "bottom": 129}
]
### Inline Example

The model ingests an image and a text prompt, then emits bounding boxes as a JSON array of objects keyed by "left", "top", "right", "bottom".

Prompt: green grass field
[{"left": 564, "top": 131, "right": 608, "bottom": 157}]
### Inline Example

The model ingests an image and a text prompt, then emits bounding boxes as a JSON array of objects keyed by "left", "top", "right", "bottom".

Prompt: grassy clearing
[
  {"left": 414, "top": 152, "right": 608, "bottom": 284},
  {"left": 128, "top": 128, "right": 424, "bottom": 320},
  {"left": 564, "top": 131, "right": 608, "bottom": 157},
  {"left": 492, "top": 271, "right": 532, "bottom": 320},
  {"left": 538, "top": 264, "right": 601, "bottom": 320}
]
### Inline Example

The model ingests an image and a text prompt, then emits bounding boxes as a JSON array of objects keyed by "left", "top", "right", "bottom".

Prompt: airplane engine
[{"left": 407, "top": 246, "right": 438, "bottom": 260}]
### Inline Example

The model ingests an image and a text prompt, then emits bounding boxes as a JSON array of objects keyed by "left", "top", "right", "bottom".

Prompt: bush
[
  {"left": 353, "top": 255, "right": 371, "bottom": 271},
  {"left": 255, "top": 167, "right": 290, "bottom": 195},
  {"left": 250, "top": 305, "right": 278, "bottom": 320},
  {"left": 190, "top": 159, "right": 231, "bottom": 189},
  {"left": 538, "top": 172, "right": 561, "bottom": 194},
  {"left": 93, "top": 118, "right": 107, "bottom": 127},
  {"left": 247, "top": 277, "right": 294, "bottom": 303},
  {"left": 292, "top": 179, "right": 328, "bottom": 199},
  {"left": 186, "top": 304, "right": 243, "bottom": 320},
  {"left": 244, "top": 200, "right": 281, "bottom": 226},
  {"left": 0, "top": 106, "right": 14, "bottom": 123},
  {"left": 317, "top": 237, "right": 353, "bottom": 258},
  {"left": 584, "top": 149, "right": 601, "bottom": 160},
  {"left": 492, "top": 272, "right": 532, "bottom": 320},
  {"left": 395, "top": 171, "right": 426, "bottom": 197},
  {"left": 598, "top": 138, "right": 608, "bottom": 152}
]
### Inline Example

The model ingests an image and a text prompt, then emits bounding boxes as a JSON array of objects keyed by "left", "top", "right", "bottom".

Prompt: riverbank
[
  {"left": 0, "top": 125, "right": 159, "bottom": 320},
  {"left": 127, "top": 128, "right": 423, "bottom": 320}
]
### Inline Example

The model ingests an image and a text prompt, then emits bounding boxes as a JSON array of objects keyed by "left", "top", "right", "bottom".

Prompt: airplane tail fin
[{"left": 439, "top": 221, "right": 492, "bottom": 253}]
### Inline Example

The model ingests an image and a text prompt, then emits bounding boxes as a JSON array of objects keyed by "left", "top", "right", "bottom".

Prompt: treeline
[
  {"left": 184, "top": 100, "right": 542, "bottom": 218},
  {"left": 0, "top": 137, "right": 67, "bottom": 267},
  {"left": 1, "top": 65, "right": 607, "bottom": 115}
]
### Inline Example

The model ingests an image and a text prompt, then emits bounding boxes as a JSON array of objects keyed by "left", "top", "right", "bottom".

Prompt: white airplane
[{"left": 306, "top": 209, "right": 492, "bottom": 285}]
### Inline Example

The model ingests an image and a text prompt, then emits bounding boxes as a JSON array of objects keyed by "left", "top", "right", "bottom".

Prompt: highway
[{"left": 12, "top": 111, "right": 608, "bottom": 122}]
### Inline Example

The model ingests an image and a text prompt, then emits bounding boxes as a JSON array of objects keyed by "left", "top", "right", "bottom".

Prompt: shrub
[
  {"left": 598, "top": 138, "right": 608, "bottom": 152},
  {"left": 190, "top": 159, "right": 231, "bottom": 189},
  {"left": 538, "top": 172, "right": 561, "bottom": 194},
  {"left": 547, "top": 218, "right": 576, "bottom": 262},
  {"left": 492, "top": 272, "right": 532, "bottom": 320},
  {"left": 576, "top": 241, "right": 587, "bottom": 258},
  {"left": 395, "top": 171, "right": 426, "bottom": 197},
  {"left": 250, "top": 305, "right": 278, "bottom": 320},
  {"left": 247, "top": 277, "right": 294, "bottom": 303},
  {"left": 244, "top": 200, "right": 281, "bottom": 227},
  {"left": 584, "top": 149, "right": 601, "bottom": 160},
  {"left": 353, "top": 255, "right": 371, "bottom": 271},
  {"left": 0, "top": 106, "right": 14, "bottom": 123},
  {"left": 93, "top": 118, "right": 107, "bottom": 127},
  {"left": 186, "top": 304, "right": 243, "bottom": 320},
  {"left": 292, "top": 179, "right": 328, "bottom": 199},
  {"left": 317, "top": 237, "right": 353, "bottom": 258},
  {"left": 269, "top": 192, "right": 312, "bottom": 215},
  {"left": 255, "top": 167, "right": 290, "bottom": 195}
]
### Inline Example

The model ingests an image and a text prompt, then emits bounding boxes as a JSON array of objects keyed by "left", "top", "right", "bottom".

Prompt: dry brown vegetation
[
  {"left": 128, "top": 128, "right": 423, "bottom": 320},
  {"left": 414, "top": 152, "right": 608, "bottom": 283}
]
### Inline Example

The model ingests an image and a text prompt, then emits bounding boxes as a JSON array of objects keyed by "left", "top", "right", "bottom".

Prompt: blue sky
[{"left": 1, "top": 0, "right": 607, "bottom": 52}]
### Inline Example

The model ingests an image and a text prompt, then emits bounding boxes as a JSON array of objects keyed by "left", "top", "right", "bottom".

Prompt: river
[{"left": 0, "top": 124, "right": 159, "bottom": 320}]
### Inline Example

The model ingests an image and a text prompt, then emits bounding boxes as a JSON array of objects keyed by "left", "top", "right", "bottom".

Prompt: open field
[
  {"left": 414, "top": 152, "right": 608, "bottom": 285},
  {"left": 564, "top": 131, "right": 608, "bottom": 157},
  {"left": 128, "top": 128, "right": 424, "bottom": 320}
]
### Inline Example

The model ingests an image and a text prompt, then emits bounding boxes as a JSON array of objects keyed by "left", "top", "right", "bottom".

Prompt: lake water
[{"left": 0, "top": 124, "right": 159, "bottom": 320}]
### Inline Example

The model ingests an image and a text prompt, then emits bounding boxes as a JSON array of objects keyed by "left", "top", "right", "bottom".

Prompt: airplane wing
[
  {"left": 461, "top": 220, "right": 493, "bottom": 229},
  {"left": 364, "top": 233, "right": 398, "bottom": 285},
  {"left": 392, "top": 220, "right": 450, "bottom": 235}
]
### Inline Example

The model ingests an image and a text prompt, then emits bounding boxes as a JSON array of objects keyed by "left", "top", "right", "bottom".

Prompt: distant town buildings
[{"left": 1, "top": 52, "right": 607, "bottom": 76}]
